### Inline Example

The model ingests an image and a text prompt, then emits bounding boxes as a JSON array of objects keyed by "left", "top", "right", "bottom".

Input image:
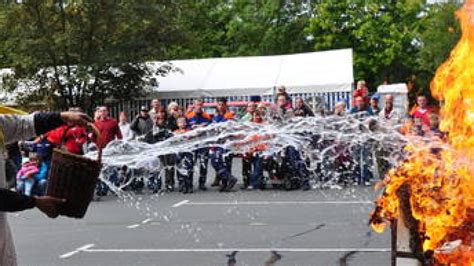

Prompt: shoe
[
  {"left": 301, "top": 184, "right": 311, "bottom": 191},
  {"left": 166, "top": 185, "right": 174, "bottom": 192},
  {"left": 364, "top": 181, "right": 371, "bottom": 187},
  {"left": 199, "top": 184, "right": 207, "bottom": 191},
  {"left": 211, "top": 178, "right": 221, "bottom": 187},
  {"left": 219, "top": 180, "right": 228, "bottom": 192},
  {"left": 225, "top": 177, "right": 237, "bottom": 192}
]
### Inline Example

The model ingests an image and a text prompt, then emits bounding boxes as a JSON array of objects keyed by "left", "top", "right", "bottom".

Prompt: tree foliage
[
  {"left": 0, "top": 0, "right": 183, "bottom": 111},
  {"left": 0, "top": 0, "right": 464, "bottom": 110}
]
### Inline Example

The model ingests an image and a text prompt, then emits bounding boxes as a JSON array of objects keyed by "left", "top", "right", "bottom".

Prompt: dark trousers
[
  {"left": 160, "top": 154, "right": 176, "bottom": 188},
  {"left": 195, "top": 148, "right": 209, "bottom": 186},
  {"left": 249, "top": 155, "right": 264, "bottom": 188},
  {"left": 242, "top": 157, "right": 252, "bottom": 186},
  {"left": 176, "top": 152, "right": 194, "bottom": 190},
  {"left": 210, "top": 147, "right": 232, "bottom": 182}
]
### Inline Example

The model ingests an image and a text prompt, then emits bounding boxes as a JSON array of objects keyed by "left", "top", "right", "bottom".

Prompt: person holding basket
[{"left": 0, "top": 110, "right": 92, "bottom": 266}]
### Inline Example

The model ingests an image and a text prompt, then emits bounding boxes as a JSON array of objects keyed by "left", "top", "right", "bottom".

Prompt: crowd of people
[{"left": 7, "top": 82, "right": 443, "bottom": 198}]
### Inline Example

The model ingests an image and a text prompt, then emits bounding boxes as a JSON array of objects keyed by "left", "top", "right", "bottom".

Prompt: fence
[{"left": 107, "top": 91, "right": 352, "bottom": 120}]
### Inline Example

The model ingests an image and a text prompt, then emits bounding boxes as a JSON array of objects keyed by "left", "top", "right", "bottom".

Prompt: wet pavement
[{"left": 10, "top": 185, "right": 390, "bottom": 266}]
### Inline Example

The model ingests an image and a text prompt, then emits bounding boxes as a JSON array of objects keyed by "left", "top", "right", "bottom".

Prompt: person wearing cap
[
  {"left": 130, "top": 106, "right": 154, "bottom": 137},
  {"left": 370, "top": 94, "right": 381, "bottom": 115}
]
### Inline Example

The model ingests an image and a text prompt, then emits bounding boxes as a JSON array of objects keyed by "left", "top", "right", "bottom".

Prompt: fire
[{"left": 371, "top": 1, "right": 474, "bottom": 265}]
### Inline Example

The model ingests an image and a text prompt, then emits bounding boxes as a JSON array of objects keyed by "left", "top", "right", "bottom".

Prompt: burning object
[{"left": 371, "top": 1, "right": 474, "bottom": 265}]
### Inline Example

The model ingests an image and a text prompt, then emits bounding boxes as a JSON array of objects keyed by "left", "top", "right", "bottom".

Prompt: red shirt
[
  {"left": 46, "top": 125, "right": 87, "bottom": 154},
  {"left": 352, "top": 88, "right": 369, "bottom": 105},
  {"left": 94, "top": 118, "right": 122, "bottom": 148},
  {"left": 410, "top": 106, "right": 435, "bottom": 127}
]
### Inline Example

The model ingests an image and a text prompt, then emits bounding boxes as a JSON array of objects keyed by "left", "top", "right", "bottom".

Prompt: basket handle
[{"left": 60, "top": 123, "right": 102, "bottom": 163}]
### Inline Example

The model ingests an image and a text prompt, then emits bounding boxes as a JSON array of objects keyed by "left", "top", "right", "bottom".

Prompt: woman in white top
[{"left": 118, "top": 112, "right": 134, "bottom": 140}]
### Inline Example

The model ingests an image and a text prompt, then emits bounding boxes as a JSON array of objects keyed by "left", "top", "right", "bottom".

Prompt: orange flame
[{"left": 371, "top": 1, "right": 474, "bottom": 265}]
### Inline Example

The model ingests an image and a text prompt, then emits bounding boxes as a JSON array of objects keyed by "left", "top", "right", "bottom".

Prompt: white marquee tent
[{"left": 152, "top": 48, "right": 354, "bottom": 99}]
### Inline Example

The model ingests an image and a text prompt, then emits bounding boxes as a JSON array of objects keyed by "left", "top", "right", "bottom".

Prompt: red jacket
[
  {"left": 94, "top": 118, "right": 122, "bottom": 148},
  {"left": 46, "top": 125, "right": 88, "bottom": 154}
]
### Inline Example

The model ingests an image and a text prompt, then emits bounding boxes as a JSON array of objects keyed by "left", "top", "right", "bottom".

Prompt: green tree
[
  {"left": 413, "top": 2, "right": 461, "bottom": 99},
  {"left": 306, "top": 0, "right": 424, "bottom": 90},
  {"left": 168, "top": 0, "right": 314, "bottom": 59},
  {"left": 0, "top": 0, "right": 183, "bottom": 111}
]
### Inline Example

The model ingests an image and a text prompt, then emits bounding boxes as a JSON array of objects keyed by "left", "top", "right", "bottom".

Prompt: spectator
[
  {"left": 272, "top": 94, "right": 294, "bottom": 120},
  {"left": 166, "top": 102, "right": 180, "bottom": 131},
  {"left": 379, "top": 94, "right": 401, "bottom": 123},
  {"left": 350, "top": 96, "right": 374, "bottom": 186},
  {"left": 45, "top": 107, "right": 88, "bottom": 155},
  {"left": 94, "top": 106, "right": 122, "bottom": 149},
  {"left": 294, "top": 97, "right": 314, "bottom": 117},
  {"left": 213, "top": 98, "right": 234, "bottom": 122},
  {"left": 350, "top": 96, "right": 374, "bottom": 116},
  {"left": 46, "top": 124, "right": 88, "bottom": 155},
  {"left": 16, "top": 153, "right": 40, "bottom": 196},
  {"left": 32, "top": 155, "right": 49, "bottom": 196},
  {"left": 241, "top": 102, "right": 257, "bottom": 122},
  {"left": 149, "top": 99, "right": 162, "bottom": 121},
  {"left": 239, "top": 101, "right": 258, "bottom": 187},
  {"left": 141, "top": 111, "right": 173, "bottom": 193},
  {"left": 253, "top": 103, "right": 268, "bottom": 123},
  {"left": 276, "top": 86, "right": 293, "bottom": 109},
  {"left": 210, "top": 98, "right": 234, "bottom": 187},
  {"left": 187, "top": 99, "right": 212, "bottom": 191},
  {"left": 187, "top": 99, "right": 212, "bottom": 127},
  {"left": 370, "top": 94, "right": 381, "bottom": 115},
  {"left": 174, "top": 117, "right": 194, "bottom": 193},
  {"left": 333, "top": 101, "right": 347, "bottom": 116},
  {"left": 427, "top": 113, "right": 445, "bottom": 139},
  {"left": 94, "top": 107, "right": 101, "bottom": 121},
  {"left": 130, "top": 106, "right": 154, "bottom": 137},
  {"left": 118, "top": 112, "right": 134, "bottom": 140},
  {"left": 352, "top": 80, "right": 369, "bottom": 106},
  {"left": 410, "top": 95, "right": 436, "bottom": 127}
]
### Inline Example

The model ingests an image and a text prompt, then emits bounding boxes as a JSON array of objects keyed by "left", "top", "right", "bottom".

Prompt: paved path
[{"left": 10, "top": 186, "right": 390, "bottom": 266}]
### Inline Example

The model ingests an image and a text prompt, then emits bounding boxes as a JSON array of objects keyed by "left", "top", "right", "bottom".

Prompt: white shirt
[{"left": 119, "top": 122, "right": 134, "bottom": 140}]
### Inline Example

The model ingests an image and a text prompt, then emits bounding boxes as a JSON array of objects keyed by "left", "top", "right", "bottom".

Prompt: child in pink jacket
[{"left": 16, "top": 154, "right": 40, "bottom": 196}]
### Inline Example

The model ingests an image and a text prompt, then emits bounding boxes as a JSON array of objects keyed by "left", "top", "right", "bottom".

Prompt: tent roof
[{"left": 152, "top": 48, "right": 354, "bottom": 99}]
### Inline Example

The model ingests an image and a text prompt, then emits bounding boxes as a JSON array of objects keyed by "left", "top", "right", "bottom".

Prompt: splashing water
[{"left": 89, "top": 114, "right": 414, "bottom": 198}]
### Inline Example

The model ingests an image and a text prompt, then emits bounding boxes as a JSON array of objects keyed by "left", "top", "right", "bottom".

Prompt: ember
[{"left": 370, "top": 1, "right": 474, "bottom": 265}]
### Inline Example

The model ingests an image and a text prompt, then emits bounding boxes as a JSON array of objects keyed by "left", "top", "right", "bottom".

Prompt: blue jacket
[
  {"left": 350, "top": 107, "right": 374, "bottom": 116},
  {"left": 186, "top": 111, "right": 212, "bottom": 126},
  {"left": 212, "top": 112, "right": 234, "bottom": 123},
  {"left": 34, "top": 161, "right": 50, "bottom": 181}
]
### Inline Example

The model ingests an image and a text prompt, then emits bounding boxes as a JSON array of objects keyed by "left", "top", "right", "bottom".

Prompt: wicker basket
[{"left": 46, "top": 124, "right": 102, "bottom": 218}]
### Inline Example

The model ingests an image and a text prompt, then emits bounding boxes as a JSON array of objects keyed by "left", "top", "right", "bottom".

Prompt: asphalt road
[{"left": 10, "top": 184, "right": 390, "bottom": 266}]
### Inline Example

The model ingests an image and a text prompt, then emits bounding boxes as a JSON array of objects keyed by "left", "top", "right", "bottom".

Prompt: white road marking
[
  {"left": 59, "top": 244, "right": 95, "bottom": 259},
  {"left": 127, "top": 218, "right": 153, "bottom": 229},
  {"left": 172, "top": 199, "right": 189, "bottom": 208},
  {"left": 127, "top": 224, "right": 140, "bottom": 229},
  {"left": 248, "top": 222, "right": 267, "bottom": 226},
  {"left": 183, "top": 201, "right": 373, "bottom": 206},
  {"left": 83, "top": 247, "right": 390, "bottom": 253},
  {"left": 141, "top": 218, "right": 153, "bottom": 224}
]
